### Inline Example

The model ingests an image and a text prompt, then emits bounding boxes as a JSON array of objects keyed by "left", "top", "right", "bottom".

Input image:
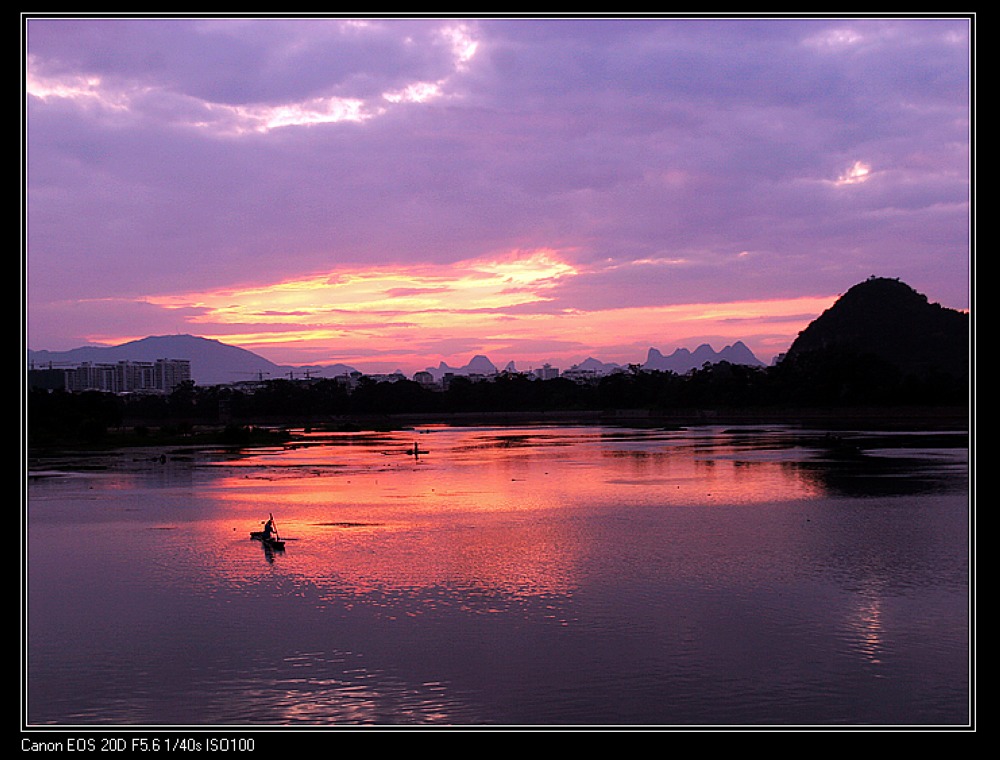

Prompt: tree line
[{"left": 27, "top": 351, "right": 968, "bottom": 448}]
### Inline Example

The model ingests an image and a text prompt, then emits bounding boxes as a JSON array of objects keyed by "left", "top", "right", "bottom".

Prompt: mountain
[
  {"left": 782, "top": 277, "right": 969, "bottom": 377},
  {"left": 423, "top": 354, "right": 499, "bottom": 381},
  {"left": 29, "top": 335, "right": 767, "bottom": 387},
  {"left": 643, "top": 341, "right": 765, "bottom": 373},
  {"left": 27, "top": 334, "right": 358, "bottom": 387}
]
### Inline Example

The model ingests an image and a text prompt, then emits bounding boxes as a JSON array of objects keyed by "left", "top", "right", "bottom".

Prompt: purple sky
[{"left": 24, "top": 15, "right": 972, "bottom": 374}]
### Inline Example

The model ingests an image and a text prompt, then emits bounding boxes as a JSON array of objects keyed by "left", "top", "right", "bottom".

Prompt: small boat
[
  {"left": 250, "top": 531, "right": 285, "bottom": 550},
  {"left": 251, "top": 514, "right": 286, "bottom": 550},
  {"left": 406, "top": 443, "right": 429, "bottom": 456}
]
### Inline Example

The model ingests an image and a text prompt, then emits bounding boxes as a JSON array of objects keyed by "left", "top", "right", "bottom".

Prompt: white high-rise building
[{"left": 58, "top": 358, "right": 192, "bottom": 393}]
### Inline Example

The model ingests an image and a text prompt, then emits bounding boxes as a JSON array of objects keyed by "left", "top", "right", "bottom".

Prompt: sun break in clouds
[
  {"left": 25, "top": 15, "right": 971, "bottom": 371},
  {"left": 98, "top": 248, "right": 833, "bottom": 373}
]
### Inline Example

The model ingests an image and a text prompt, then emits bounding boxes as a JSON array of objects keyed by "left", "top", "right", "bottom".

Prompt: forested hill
[{"left": 783, "top": 277, "right": 969, "bottom": 378}]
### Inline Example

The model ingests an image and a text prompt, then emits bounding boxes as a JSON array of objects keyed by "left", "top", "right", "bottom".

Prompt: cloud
[{"left": 25, "top": 15, "right": 972, "bottom": 370}]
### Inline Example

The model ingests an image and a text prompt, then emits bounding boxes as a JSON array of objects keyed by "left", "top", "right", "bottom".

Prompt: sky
[{"left": 23, "top": 14, "right": 973, "bottom": 375}]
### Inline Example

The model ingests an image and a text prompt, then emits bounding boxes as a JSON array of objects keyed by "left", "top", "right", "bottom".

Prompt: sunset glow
[
  {"left": 25, "top": 16, "right": 970, "bottom": 374},
  {"left": 121, "top": 248, "right": 836, "bottom": 372}
]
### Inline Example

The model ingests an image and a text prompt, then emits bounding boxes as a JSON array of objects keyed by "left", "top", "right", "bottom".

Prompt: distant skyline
[{"left": 24, "top": 14, "right": 972, "bottom": 376}]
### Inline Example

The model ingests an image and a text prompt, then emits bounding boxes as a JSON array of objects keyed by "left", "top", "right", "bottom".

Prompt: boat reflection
[{"left": 260, "top": 538, "right": 284, "bottom": 563}]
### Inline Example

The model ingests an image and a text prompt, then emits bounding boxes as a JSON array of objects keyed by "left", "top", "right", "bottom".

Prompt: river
[{"left": 25, "top": 423, "right": 971, "bottom": 729}]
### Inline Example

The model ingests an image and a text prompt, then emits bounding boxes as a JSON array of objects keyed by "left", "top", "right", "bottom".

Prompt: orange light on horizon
[
  {"left": 83, "top": 249, "right": 837, "bottom": 371},
  {"left": 210, "top": 293, "right": 831, "bottom": 370}
]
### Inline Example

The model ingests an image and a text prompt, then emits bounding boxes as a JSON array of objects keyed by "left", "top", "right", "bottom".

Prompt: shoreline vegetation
[{"left": 26, "top": 405, "right": 969, "bottom": 461}]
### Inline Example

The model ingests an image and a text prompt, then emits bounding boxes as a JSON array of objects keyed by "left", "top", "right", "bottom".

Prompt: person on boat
[{"left": 262, "top": 518, "right": 275, "bottom": 540}]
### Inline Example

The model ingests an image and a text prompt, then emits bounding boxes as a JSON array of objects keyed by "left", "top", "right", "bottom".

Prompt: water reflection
[
  {"left": 849, "top": 595, "right": 886, "bottom": 666},
  {"left": 260, "top": 539, "right": 284, "bottom": 563},
  {"left": 26, "top": 424, "right": 969, "bottom": 726},
  {"left": 196, "top": 427, "right": 839, "bottom": 607}
]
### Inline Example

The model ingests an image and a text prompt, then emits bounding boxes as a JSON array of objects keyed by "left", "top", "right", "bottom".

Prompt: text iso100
[{"left": 207, "top": 738, "right": 255, "bottom": 752}]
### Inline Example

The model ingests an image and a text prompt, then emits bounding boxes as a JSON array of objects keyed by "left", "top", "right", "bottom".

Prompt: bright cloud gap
[{"left": 104, "top": 249, "right": 836, "bottom": 374}]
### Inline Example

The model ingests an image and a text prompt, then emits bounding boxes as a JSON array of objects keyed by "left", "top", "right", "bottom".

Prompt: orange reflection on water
[
  {"left": 850, "top": 595, "right": 886, "bottom": 665},
  {"left": 203, "top": 426, "right": 824, "bottom": 607}
]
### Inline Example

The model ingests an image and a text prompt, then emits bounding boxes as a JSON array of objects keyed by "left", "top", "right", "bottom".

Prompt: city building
[
  {"left": 533, "top": 364, "right": 560, "bottom": 380},
  {"left": 561, "top": 366, "right": 599, "bottom": 384},
  {"left": 29, "top": 359, "right": 192, "bottom": 394}
]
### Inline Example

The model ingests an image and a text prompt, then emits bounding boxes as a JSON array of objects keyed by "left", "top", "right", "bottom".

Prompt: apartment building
[{"left": 30, "top": 359, "right": 192, "bottom": 394}]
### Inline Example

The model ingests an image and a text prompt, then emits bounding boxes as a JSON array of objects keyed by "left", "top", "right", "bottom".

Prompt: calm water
[{"left": 26, "top": 424, "right": 971, "bottom": 728}]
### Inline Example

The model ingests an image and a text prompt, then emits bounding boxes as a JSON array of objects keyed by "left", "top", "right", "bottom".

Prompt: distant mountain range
[
  {"left": 642, "top": 342, "right": 764, "bottom": 372},
  {"left": 26, "top": 335, "right": 767, "bottom": 387},
  {"left": 26, "top": 277, "right": 969, "bottom": 389},
  {"left": 400, "top": 342, "right": 764, "bottom": 380},
  {"left": 422, "top": 354, "right": 500, "bottom": 381},
  {"left": 27, "top": 335, "right": 357, "bottom": 387}
]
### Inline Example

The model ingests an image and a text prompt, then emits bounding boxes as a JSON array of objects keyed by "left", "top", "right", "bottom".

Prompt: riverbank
[
  {"left": 26, "top": 405, "right": 970, "bottom": 462},
  {"left": 390, "top": 405, "right": 971, "bottom": 431}
]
